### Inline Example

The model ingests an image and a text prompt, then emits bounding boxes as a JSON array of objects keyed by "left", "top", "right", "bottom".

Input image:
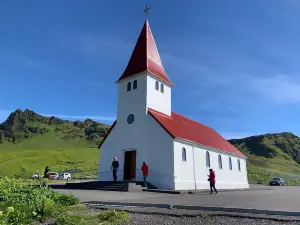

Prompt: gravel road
[{"left": 125, "top": 214, "right": 300, "bottom": 225}]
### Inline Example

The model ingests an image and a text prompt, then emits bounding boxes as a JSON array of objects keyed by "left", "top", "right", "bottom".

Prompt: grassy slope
[
  {"left": 1, "top": 109, "right": 300, "bottom": 184},
  {"left": 0, "top": 109, "right": 107, "bottom": 178},
  {"left": 229, "top": 132, "right": 300, "bottom": 184}
]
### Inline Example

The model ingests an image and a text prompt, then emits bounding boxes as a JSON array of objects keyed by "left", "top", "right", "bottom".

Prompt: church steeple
[{"left": 117, "top": 20, "right": 173, "bottom": 86}]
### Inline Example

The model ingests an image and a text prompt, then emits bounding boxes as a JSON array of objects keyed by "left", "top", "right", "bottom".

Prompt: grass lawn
[{"left": 0, "top": 147, "right": 99, "bottom": 178}]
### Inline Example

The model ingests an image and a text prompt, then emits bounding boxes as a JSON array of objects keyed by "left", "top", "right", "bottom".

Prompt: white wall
[
  {"left": 117, "top": 74, "right": 147, "bottom": 123},
  {"left": 173, "top": 140, "right": 249, "bottom": 190},
  {"left": 146, "top": 74, "right": 172, "bottom": 116},
  {"left": 145, "top": 114, "right": 175, "bottom": 189},
  {"left": 98, "top": 114, "right": 175, "bottom": 190},
  {"left": 99, "top": 71, "right": 175, "bottom": 189}
]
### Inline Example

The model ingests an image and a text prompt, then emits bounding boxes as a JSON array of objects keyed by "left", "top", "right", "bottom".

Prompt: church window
[
  {"left": 133, "top": 80, "right": 137, "bottom": 90},
  {"left": 160, "top": 84, "right": 164, "bottom": 93},
  {"left": 229, "top": 157, "right": 232, "bottom": 170},
  {"left": 218, "top": 154, "right": 222, "bottom": 169},
  {"left": 155, "top": 81, "right": 159, "bottom": 90},
  {"left": 127, "top": 82, "right": 131, "bottom": 92},
  {"left": 206, "top": 151, "right": 210, "bottom": 167},
  {"left": 238, "top": 159, "right": 241, "bottom": 171},
  {"left": 182, "top": 148, "right": 186, "bottom": 161},
  {"left": 127, "top": 114, "right": 134, "bottom": 124}
]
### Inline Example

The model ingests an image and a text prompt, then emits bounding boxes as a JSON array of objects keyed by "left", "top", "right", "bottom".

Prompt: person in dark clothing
[
  {"left": 111, "top": 157, "right": 119, "bottom": 182},
  {"left": 43, "top": 166, "right": 50, "bottom": 179},
  {"left": 208, "top": 169, "right": 218, "bottom": 194}
]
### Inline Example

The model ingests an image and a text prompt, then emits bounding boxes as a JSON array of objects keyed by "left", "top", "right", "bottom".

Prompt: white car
[
  {"left": 31, "top": 174, "right": 39, "bottom": 180},
  {"left": 57, "top": 173, "right": 71, "bottom": 180}
]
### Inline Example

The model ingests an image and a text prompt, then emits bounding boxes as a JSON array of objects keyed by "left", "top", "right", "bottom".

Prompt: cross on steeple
[{"left": 143, "top": 4, "right": 151, "bottom": 16}]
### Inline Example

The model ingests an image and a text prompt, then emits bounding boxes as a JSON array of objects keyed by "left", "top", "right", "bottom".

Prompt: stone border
[
  {"left": 84, "top": 201, "right": 300, "bottom": 218},
  {"left": 87, "top": 204, "right": 300, "bottom": 221}
]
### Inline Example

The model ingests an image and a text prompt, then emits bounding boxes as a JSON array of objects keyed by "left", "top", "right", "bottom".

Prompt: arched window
[
  {"left": 238, "top": 159, "right": 241, "bottom": 171},
  {"left": 155, "top": 81, "right": 159, "bottom": 90},
  {"left": 218, "top": 154, "right": 222, "bottom": 169},
  {"left": 206, "top": 151, "right": 210, "bottom": 167},
  {"left": 160, "top": 84, "right": 164, "bottom": 93},
  {"left": 229, "top": 157, "right": 232, "bottom": 170},
  {"left": 127, "top": 82, "right": 131, "bottom": 92},
  {"left": 133, "top": 80, "right": 137, "bottom": 89},
  {"left": 182, "top": 148, "right": 186, "bottom": 161}
]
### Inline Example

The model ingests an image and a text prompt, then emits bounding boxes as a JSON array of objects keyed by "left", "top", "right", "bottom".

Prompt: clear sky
[{"left": 1, "top": 0, "right": 300, "bottom": 139}]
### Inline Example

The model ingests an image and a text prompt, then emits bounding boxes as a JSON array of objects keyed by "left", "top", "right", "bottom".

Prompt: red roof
[
  {"left": 117, "top": 20, "right": 173, "bottom": 86},
  {"left": 148, "top": 108, "right": 245, "bottom": 157}
]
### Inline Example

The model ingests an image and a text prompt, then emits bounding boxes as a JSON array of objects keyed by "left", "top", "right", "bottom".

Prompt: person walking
[
  {"left": 141, "top": 162, "right": 148, "bottom": 187},
  {"left": 111, "top": 157, "right": 119, "bottom": 183},
  {"left": 208, "top": 169, "right": 218, "bottom": 194}
]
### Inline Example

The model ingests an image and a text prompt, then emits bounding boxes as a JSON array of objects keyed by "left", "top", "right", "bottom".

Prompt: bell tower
[{"left": 116, "top": 20, "right": 173, "bottom": 126}]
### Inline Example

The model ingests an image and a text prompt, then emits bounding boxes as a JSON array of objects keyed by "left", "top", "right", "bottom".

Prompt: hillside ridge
[{"left": 0, "top": 109, "right": 110, "bottom": 145}]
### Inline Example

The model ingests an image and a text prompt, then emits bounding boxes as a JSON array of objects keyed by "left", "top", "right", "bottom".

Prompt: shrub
[
  {"left": 52, "top": 192, "right": 80, "bottom": 206},
  {"left": 0, "top": 177, "right": 80, "bottom": 224}
]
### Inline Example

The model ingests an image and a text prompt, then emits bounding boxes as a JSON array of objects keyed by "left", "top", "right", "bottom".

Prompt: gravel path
[{"left": 125, "top": 214, "right": 300, "bottom": 225}]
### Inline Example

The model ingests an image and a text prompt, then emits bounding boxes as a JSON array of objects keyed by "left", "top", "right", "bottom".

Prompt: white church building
[{"left": 98, "top": 20, "right": 249, "bottom": 190}]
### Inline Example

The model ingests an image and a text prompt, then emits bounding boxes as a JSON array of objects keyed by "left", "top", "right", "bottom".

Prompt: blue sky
[{"left": 1, "top": 0, "right": 300, "bottom": 139}]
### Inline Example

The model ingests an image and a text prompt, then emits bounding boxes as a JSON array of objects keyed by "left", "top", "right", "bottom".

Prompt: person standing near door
[
  {"left": 208, "top": 169, "right": 218, "bottom": 194},
  {"left": 111, "top": 157, "right": 119, "bottom": 183},
  {"left": 141, "top": 162, "right": 148, "bottom": 187}
]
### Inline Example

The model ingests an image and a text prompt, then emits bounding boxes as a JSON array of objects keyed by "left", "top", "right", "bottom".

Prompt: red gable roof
[
  {"left": 148, "top": 108, "right": 245, "bottom": 157},
  {"left": 117, "top": 20, "right": 173, "bottom": 86}
]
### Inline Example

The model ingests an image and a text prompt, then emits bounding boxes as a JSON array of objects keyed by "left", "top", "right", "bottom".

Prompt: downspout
[{"left": 192, "top": 145, "right": 196, "bottom": 190}]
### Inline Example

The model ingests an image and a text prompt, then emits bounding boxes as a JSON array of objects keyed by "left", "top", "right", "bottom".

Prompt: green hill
[
  {"left": 1, "top": 109, "right": 300, "bottom": 185},
  {"left": 0, "top": 109, "right": 110, "bottom": 178},
  {"left": 228, "top": 132, "right": 300, "bottom": 184}
]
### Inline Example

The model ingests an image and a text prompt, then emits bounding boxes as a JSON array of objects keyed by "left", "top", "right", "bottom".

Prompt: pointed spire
[{"left": 117, "top": 20, "right": 173, "bottom": 86}]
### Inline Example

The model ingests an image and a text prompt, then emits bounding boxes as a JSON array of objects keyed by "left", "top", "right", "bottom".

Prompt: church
[{"left": 98, "top": 20, "right": 249, "bottom": 190}]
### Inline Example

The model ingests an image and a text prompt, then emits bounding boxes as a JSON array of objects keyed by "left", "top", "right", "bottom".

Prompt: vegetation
[
  {"left": 229, "top": 132, "right": 300, "bottom": 185},
  {"left": 1, "top": 109, "right": 300, "bottom": 185},
  {"left": 0, "top": 177, "right": 128, "bottom": 224},
  {"left": 0, "top": 109, "right": 108, "bottom": 177}
]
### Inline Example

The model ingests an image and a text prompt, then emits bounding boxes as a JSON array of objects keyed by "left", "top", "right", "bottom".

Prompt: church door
[{"left": 123, "top": 150, "right": 136, "bottom": 181}]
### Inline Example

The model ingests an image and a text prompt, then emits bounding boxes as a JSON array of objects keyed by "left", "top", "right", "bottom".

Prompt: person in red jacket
[
  {"left": 208, "top": 169, "right": 218, "bottom": 194},
  {"left": 141, "top": 162, "right": 148, "bottom": 187}
]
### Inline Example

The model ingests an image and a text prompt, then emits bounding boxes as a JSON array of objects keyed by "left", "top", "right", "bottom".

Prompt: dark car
[{"left": 269, "top": 177, "right": 285, "bottom": 186}]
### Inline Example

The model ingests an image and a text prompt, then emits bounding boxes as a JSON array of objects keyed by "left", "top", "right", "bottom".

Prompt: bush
[
  {"left": 0, "top": 177, "right": 80, "bottom": 224},
  {"left": 0, "top": 177, "right": 128, "bottom": 224},
  {"left": 52, "top": 192, "right": 80, "bottom": 206}
]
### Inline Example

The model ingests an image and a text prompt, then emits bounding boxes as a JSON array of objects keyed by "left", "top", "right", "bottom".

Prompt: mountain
[
  {"left": 0, "top": 109, "right": 110, "bottom": 146},
  {"left": 228, "top": 132, "right": 300, "bottom": 184},
  {"left": 1, "top": 109, "right": 300, "bottom": 184},
  {"left": 0, "top": 109, "right": 111, "bottom": 177}
]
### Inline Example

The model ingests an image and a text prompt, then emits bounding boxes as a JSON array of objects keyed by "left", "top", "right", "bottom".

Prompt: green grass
[{"left": 0, "top": 147, "right": 99, "bottom": 178}]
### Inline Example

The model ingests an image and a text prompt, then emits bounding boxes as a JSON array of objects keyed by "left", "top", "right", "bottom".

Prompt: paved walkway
[{"left": 56, "top": 185, "right": 300, "bottom": 215}]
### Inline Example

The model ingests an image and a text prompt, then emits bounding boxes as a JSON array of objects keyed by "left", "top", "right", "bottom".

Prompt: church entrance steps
[{"left": 63, "top": 181, "right": 157, "bottom": 192}]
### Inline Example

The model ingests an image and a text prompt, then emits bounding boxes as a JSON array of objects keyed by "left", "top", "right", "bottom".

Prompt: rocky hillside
[{"left": 0, "top": 109, "right": 110, "bottom": 146}]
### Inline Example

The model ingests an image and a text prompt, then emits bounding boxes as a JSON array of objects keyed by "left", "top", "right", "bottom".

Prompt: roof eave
[
  {"left": 174, "top": 137, "right": 247, "bottom": 159},
  {"left": 98, "top": 120, "right": 117, "bottom": 149},
  {"left": 116, "top": 70, "right": 174, "bottom": 87}
]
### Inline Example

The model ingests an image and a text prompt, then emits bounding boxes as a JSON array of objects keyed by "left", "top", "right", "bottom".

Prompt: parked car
[
  {"left": 57, "top": 173, "right": 71, "bottom": 180},
  {"left": 269, "top": 177, "right": 285, "bottom": 186},
  {"left": 49, "top": 172, "right": 58, "bottom": 180},
  {"left": 31, "top": 174, "right": 39, "bottom": 180}
]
